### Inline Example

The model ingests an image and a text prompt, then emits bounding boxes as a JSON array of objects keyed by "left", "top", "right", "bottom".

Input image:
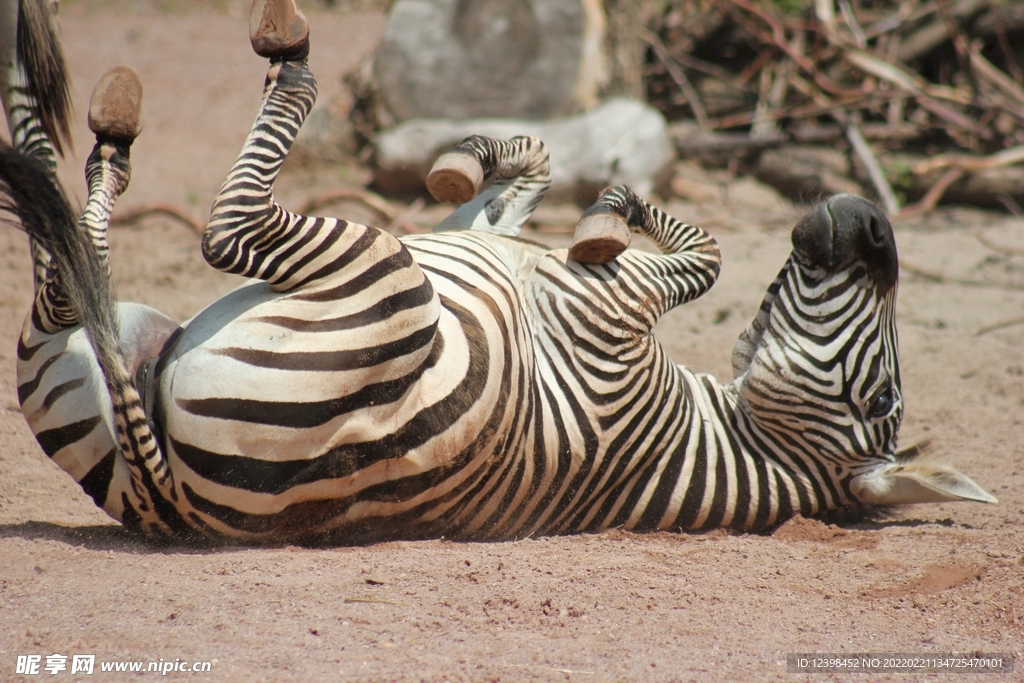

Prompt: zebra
[{"left": 2, "top": 0, "right": 995, "bottom": 544}]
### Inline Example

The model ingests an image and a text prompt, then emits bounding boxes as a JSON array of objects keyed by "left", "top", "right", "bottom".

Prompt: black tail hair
[
  {"left": 17, "top": 0, "right": 73, "bottom": 156},
  {"left": 0, "top": 142, "right": 122, "bottom": 381}
]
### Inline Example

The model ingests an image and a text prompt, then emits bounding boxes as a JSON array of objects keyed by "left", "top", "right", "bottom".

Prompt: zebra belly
[
  {"left": 16, "top": 302, "right": 181, "bottom": 522},
  {"left": 155, "top": 275, "right": 519, "bottom": 539}
]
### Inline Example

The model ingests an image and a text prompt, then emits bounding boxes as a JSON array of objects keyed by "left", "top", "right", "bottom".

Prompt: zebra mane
[{"left": 16, "top": 0, "right": 73, "bottom": 156}]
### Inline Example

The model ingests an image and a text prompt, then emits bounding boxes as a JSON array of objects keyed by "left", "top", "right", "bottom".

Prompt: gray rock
[
  {"left": 372, "top": 0, "right": 603, "bottom": 122},
  {"left": 374, "top": 98, "right": 675, "bottom": 202}
]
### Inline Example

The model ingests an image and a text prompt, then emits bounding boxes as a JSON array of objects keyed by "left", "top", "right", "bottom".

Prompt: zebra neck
[{"left": 662, "top": 370, "right": 836, "bottom": 530}]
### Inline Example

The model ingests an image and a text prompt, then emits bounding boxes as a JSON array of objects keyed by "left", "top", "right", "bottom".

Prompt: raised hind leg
[
  {"left": 11, "top": 65, "right": 181, "bottom": 537},
  {"left": 203, "top": 0, "right": 432, "bottom": 308},
  {"left": 426, "top": 134, "right": 550, "bottom": 236},
  {"left": 0, "top": 0, "right": 73, "bottom": 290},
  {"left": 25, "top": 65, "right": 143, "bottom": 335},
  {"left": 201, "top": 0, "right": 318, "bottom": 288}
]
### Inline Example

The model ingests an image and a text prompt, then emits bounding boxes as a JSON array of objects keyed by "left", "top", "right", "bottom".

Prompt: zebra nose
[{"left": 792, "top": 194, "right": 898, "bottom": 290}]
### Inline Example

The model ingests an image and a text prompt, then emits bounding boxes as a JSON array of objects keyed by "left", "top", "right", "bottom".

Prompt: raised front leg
[
  {"left": 572, "top": 185, "right": 722, "bottom": 326},
  {"left": 427, "top": 134, "right": 550, "bottom": 236}
]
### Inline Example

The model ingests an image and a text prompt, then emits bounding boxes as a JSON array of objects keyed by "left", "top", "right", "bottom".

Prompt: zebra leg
[
  {"left": 574, "top": 185, "right": 721, "bottom": 322},
  {"left": 9, "top": 64, "right": 179, "bottom": 536},
  {"left": 84, "top": 66, "right": 178, "bottom": 531},
  {"left": 0, "top": 0, "right": 73, "bottom": 290},
  {"left": 201, "top": 0, "right": 322, "bottom": 287},
  {"left": 29, "top": 66, "right": 143, "bottom": 333},
  {"left": 205, "top": 0, "right": 431, "bottom": 301},
  {"left": 569, "top": 206, "right": 630, "bottom": 265},
  {"left": 0, "top": 0, "right": 71, "bottom": 163},
  {"left": 427, "top": 134, "right": 550, "bottom": 236},
  {"left": 86, "top": 66, "right": 179, "bottom": 535},
  {"left": 250, "top": 0, "right": 309, "bottom": 59},
  {"left": 83, "top": 66, "right": 144, "bottom": 274}
]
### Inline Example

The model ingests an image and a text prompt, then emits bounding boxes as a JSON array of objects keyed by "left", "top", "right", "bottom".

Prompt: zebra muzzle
[{"left": 792, "top": 194, "right": 898, "bottom": 290}]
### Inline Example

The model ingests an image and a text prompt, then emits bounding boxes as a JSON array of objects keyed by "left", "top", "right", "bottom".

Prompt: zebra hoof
[
  {"left": 88, "top": 66, "right": 144, "bottom": 143},
  {"left": 569, "top": 213, "right": 631, "bottom": 264},
  {"left": 250, "top": 0, "right": 310, "bottom": 60},
  {"left": 426, "top": 152, "right": 484, "bottom": 204}
]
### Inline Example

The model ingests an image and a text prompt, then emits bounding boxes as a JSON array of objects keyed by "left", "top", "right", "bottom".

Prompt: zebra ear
[{"left": 850, "top": 463, "right": 998, "bottom": 505}]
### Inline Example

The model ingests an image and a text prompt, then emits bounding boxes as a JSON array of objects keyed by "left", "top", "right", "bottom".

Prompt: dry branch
[
  {"left": 844, "top": 114, "right": 900, "bottom": 214},
  {"left": 976, "top": 317, "right": 1024, "bottom": 337},
  {"left": 900, "top": 168, "right": 965, "bottom": 216},
  {"left": 914, "top": 144, "right": 1024, "bottom": 175},
  {"left": 297, "top": 187, "right": 400, "bottom": 221},
  {"left": 974, "top": 231, "right": 1024, "bottom": 258},
  {"left": 111, "top": 204, "right": 204, "bottom": 235},
  {"left": 895, "top": 0, "right": 988, "bottom": 63},
  {"left": 643, "top": 29, "right": 708, "bottom": 129}
]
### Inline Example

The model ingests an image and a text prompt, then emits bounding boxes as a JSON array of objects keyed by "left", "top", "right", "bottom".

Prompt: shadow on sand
[{"left": 0, "top": 521, "right": 255, "bottom": 554}]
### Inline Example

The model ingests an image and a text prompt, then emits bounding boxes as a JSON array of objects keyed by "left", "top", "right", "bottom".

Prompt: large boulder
[{"left": 372, "top": 0, "right": 608, "bottom": 122}]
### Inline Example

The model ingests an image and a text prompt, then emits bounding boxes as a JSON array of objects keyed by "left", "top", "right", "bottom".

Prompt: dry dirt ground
[{"left": 1, "top": 2, "right": 1022, "bottom": 681}]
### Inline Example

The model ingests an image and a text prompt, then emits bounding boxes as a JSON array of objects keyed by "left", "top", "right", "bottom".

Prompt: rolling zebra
[{"left": 2, "top": 0, "right": 995, "bottom": 544}]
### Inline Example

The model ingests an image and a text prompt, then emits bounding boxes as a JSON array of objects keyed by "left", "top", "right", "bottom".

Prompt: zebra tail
[
  {"left": 0, "top": 145, "right": 174, "bottom": 508},
  {"left": 16, "top": 0, "right": 73, "bottom": 156},
  {"left": 0, "top": 144, "right": 115, "bottom": 357}
]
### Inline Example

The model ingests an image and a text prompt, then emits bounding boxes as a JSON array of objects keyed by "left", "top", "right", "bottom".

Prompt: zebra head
[{"left": 732, "top": 194, "right": 996, "bottom": 510}]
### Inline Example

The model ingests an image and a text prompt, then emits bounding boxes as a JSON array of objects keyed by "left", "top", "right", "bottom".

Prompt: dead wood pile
[{"left": 645, "top": 0, "right": 1024, "bottom": 214}]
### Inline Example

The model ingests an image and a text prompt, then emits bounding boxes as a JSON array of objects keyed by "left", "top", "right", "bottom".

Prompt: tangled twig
[
  {"left": 647, "top": 0, "right": 1024, "bottom": 210},
  {"left": 297, "top": 187, "right": 400, "bottom": 221}
]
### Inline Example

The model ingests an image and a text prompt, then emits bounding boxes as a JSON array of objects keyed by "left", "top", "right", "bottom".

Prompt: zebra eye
[{"left": 868, "top": 387, "right": 895, "bottom": 418}]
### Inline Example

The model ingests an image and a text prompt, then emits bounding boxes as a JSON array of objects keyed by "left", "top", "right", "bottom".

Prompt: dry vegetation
[{"left": 645, "top": 0, "right": 1024, "bottom": 214}]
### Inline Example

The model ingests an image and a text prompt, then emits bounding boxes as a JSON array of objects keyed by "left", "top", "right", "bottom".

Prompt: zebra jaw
[{"left": 850, "top": 462, "right": 998, "bottom": 505}]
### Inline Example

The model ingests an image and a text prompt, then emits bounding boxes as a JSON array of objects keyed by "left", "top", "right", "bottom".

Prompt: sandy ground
[{"left": 0, "top": 1, "right": 1022, "bottom": 681}]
